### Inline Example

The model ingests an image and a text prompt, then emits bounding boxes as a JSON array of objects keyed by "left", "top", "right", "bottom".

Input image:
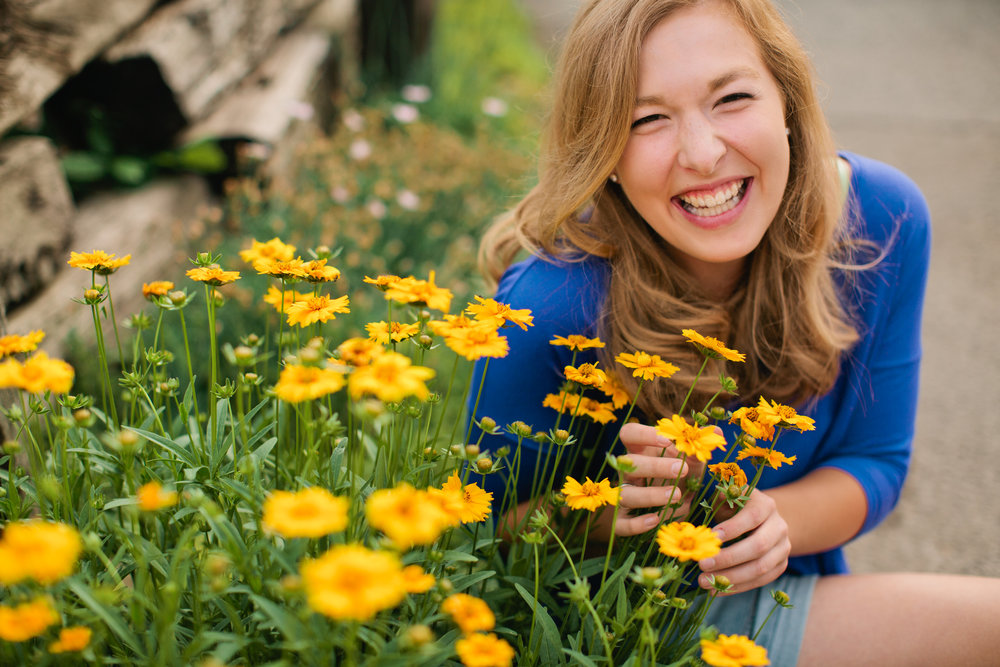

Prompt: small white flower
[
  {"left": 366, "top": 198, "right": 388, "bottom": 219},
  {"left": 391, "top": 103, "right": 420, "bottom": 124},
  {"left": 287, "top": 100, "right": 315, "bottom": 121},
  {"left": 349, "top": 139, "right": 372, "bottom": 161},
  {"left": 342, "top": 108, "right": 365, "bottom": 132},
  {"left": 396, "top": 189, "right": 420, "bottom": 211},
  {"left": 330, "top": 185, "right": 351, "bottom": 203},
  {"left": 401, "top": 84, "right": 432, "bottom": 103},
  {"left": 481, "top": 97, "right": 509, "bottom": 117}
]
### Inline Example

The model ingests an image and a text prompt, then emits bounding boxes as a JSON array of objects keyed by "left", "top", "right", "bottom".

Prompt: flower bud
[
  {"left": 476, "top": 457, "right": 493, "bottom": 473},
  {"left": 478, "top": 416, "right": 497, "bottom": 432},
  {"left": 2, "top": 439, "right": 21, "bottom": 454},
  {"left": 403, "top": 624, "right": 434, "bottom": 649},
  {"left": 709, "top": 406, "right": 728, "bottom": 421},
  {"left": 38, "top": 475, "right": 61, "bottom": 500},
  {"left": 669, "top": 596, "right": 688, "bottom": 609},
  {"left": 464, "top": 444, "right": 480, "bottom": 458},
  {"left": 84, "top": 288, "right": 102, "bottom": 304},
  {"left": 616, "top": 454, "right": 636, "bottom": 473},
  {"left": 495, "top": 446, "right": 510, "bottom": 459},
  {"left": 551, "top": 429, "right": 570, "bottom": 445},
  {"left": 449, "top": 444, "right": 464, "bottom": 456},
  {"left": 82, "top": 531, "right": 103, "bottom": 553},
  {"left": 417, "top": 334, "right": 433, "bottom": 349},
  {"left": 508, "top": 420, "right": 533, "bottom": 438},
  {"left": 168, "top": 290, "right": 188, "bottom": 306},
  {"left": 772, "top": 589, "right": 791, "bottom": 606},
  {"left": 233, "top": 345, "right": 255, "bottom": 364},
  {"left": 711, "top": 574, "right": 732, "bottom": 592},
  {"left": 299, "top": 347, "right": 321, "bottom": 364},
  {"left": 438, "top": 578, "right": 454, "bottom": 594}
]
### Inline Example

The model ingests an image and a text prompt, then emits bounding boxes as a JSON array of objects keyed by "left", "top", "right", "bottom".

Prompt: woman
[{"left": 470, "top": 0, "right": 1000, "bottom": 664}]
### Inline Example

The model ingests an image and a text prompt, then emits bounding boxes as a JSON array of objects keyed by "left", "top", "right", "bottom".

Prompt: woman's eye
[
  {"left": 717, "top": 92, "right": 754, "bottom": 106},
  {"left": 630, "top": 114, "right": 667, "bottom": 129}
]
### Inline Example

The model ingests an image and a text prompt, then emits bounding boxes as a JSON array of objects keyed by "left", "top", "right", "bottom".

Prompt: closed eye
[
  {"left": 716, "top": 92, "right": 754, "bottom": 106},
  {"left": 630, "top": 113, "right": 668, "bottom": 129}
]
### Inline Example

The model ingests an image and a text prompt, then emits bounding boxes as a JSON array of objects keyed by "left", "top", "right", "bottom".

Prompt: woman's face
[{"left": 614, "top": 0, "right": 790, "bottom": 294}]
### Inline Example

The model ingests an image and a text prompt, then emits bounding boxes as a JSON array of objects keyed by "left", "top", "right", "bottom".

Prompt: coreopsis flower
[
  {"left": 136, "top": 481, "right": 178, "bottom": 511},
  {"left": 430, "top": 472, "right": 493, "bottom": 523},
  {"left": 262, "top": 487, "right": 348, "bottom": 538},
  {"left": 0, "top": 521, "right": 82, "bottom": 585},
  {"left": 401, "top": 564, "right": 435, "bottom": 593},
  {"left": 737, "top": 446, "right": 796, "bottom": 469},
  {"left": 186, "top": 265, "right": 240, "bottom": 285},
  {"left": 655, "top": 414, "right": 727, "bottom": 463},
  {"left": 465, "top": 296, "right": 534, "bottom": 331},
  {"left": 253, "top": 257, "right": 309, "bottom": 280},
  {"left": 0, "top": 330, "right": 45, "bottom": 358},
  {"left": 274, "top": 364, "right": 345, "bottom": 403},
  {"left": 67, "top": 249, "right": 131, "bottom": 275},
  {"left": 263, "top": 286, "right": 313, "bottom": 313},
  {"left": 544, "top": 392, "right": 618, "bottom": 424},
  {"left": 239, "top": 237, "right": 296, "bottom": 265},
  {"left": 549, "top": 334, "right": 605, "bottom": 351},
  {"left": 365, "top": 484, "right": 455, "bottom": 548},
  {"left": 428, "top": 313, "right": 478, "bottom": 337},
  {"left": 753, "top": 396, "right": 816, "bottom": 432},
  {"left": 363, "top": 274, "right": 401, "bottom": 291},
  {"left": 455, "top": 632, "right": 516, "bottom": 667},
  {"left": 303, "top": 258, "right": 341, "bottom": 283},
  {"left": 599, "top": 373, "right": 631, "bottom": 409},
  {"left": 335, "top": 337, "right": 385, "bottom": 367},
  {"left": 561, "top": 476, "right": 620, "bottom": 512},
  {"left": 656, "top": 522, "right": 722, "bottom": 562},
  {"left": 0, "top": 351, "right": 74, "bottom": 394},
  {"left": 441, "top": 324, "right": 509, "bottom": 361},
  {"left": 681, "top": 329, "right": 746, "bottom": 362},
  {"left": 442, "top": 593, "right": 495, "bottom": 634},
  {"left": 615, "top": 350, "right": 680, "bottom": 381},
  {"left": 383, "top": 272, "right": 452, "bottom": 312},
  {"left": 564, "top": 362, "right": 607, "bottom": 388},
  {"left": 366, "top": 320, "right": 420, "bottom": 345},
  {"left": 142, "top": 281, "right": 174, "bottom": 299},
  {"left": 708, "top": 462, "right": 748, "bottom": 488},
  {"left": 729, "top": 405, "right": 776, "bottom": 442},
  {"left": 700, "top": 634, "right": 770, "bottom": 667},
  {"left": 285, "top": 295, "right": 350, "bottom": 327},
  {"left": 300, "top": 544, "right": 407, "bottom": 621},
  {"left": 49, "top": 626, "right": 92, "bottom": 654},
  {"left": 0, "top": 597, "right": 59, "bottom": 642},
  {"left": 347, "top": 351, "right": 434, "bottom": 402}
]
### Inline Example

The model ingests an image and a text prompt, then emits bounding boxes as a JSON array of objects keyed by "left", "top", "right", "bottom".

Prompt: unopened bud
[
  {"left": 233, "top": 345, "right": 254, "bottom": 364},
  {"left": 509, "top": 421, "right": 532, "bottom": 438},
  {"left": 464, "top": 444, "right": 480, "bottom": 458},
  {"left": 478, "top": 416, "right": 496, "bottom": 432},
  {"left": 3, "top": 440, "right": 21, "bottom": 455},
  {"left": 73, "top": 408, "right": 94, "bottom": 427},
  {"left": 709, "top": 406, "right": 727, "bottom": 421},
  {"left": 168, "top": 290, "right": 187, "bottom": 306},
  {"left": 84, "top": 288, "right": 101, "bottom": 303},
  {"left": 403, "top": 624, "right": 434, "bottom": 648},
  {"left": 551, "top": 429, "right": 570, "bottom": 445},
  {"left": 476, "top": 457, "right": 493, "bottom": 473},
  {"left": 772, "top": 590, "right": 791, "bottom": 606}
]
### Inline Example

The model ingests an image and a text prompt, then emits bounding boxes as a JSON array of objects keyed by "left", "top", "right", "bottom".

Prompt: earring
[
  {"left": 785, "top": 127, "right": 791, "bottom": 136},
  {"left": 609, "top": 173, "right": 619, "bottom": 183}
]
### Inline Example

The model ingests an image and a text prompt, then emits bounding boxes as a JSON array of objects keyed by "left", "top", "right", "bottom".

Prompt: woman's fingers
[
  {"left": 620, "top": 422, "right": 680, "bottom": 458},
  {"left": 623, "top": 454, "right": 689, "bottom": 484},
  {"left": 619, "top": 482, "right": 684, "bottom": 509}
]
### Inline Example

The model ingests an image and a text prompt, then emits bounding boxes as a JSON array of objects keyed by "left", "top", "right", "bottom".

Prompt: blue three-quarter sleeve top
[{"left": 469, "top": 152, "right": 931, "bottom": 575}]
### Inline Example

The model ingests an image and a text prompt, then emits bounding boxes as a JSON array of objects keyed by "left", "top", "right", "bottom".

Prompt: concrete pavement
[{"left": 518, "top": 0, "right": 1000, "bottom": 576}]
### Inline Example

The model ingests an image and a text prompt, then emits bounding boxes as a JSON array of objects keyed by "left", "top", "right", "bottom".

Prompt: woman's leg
[{"left": 798, "top": 572, "right": 1000, "bottom": 666}]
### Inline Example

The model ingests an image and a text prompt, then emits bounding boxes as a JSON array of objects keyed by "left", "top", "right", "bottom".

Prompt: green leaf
[
  {"left": 61, "top": 152, "right": 106, "bottom": 182},
  {"left": 129, "top": 426, "right": 198, "bottom": 467},
  {"left": 110, "top": 155, "right": 151, "bottom": 185},
  {"left": 563, "top": 648, "right": 600, "bottom": 666},
  {"left": 514, "top": 582, "right": 563, "bottom": 665},
  {"left": 66, "top": 578, "right": 145, "bottom": 657}
]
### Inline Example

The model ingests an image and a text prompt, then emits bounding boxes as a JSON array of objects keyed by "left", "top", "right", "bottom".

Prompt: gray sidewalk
[{"left": 519, "top": 0, "right": 1000, "bottom": 576}]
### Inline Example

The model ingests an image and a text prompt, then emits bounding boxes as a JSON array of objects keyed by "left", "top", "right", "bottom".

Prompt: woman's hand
[
  {"left": 592, "top": 423, "right": 705, "bottom": 539},
  {"left": 697, "top": 488, "right": 790, "bottom": 595}
]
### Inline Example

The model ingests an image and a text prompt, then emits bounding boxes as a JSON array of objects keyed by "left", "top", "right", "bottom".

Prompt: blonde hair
[{"left": 480, "top": 0, "right": 866, "bottom": 415}]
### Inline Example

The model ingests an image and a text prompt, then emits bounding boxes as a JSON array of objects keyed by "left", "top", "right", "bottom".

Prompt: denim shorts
[{"left": 701, "top": 573, "right": 817, "bottom": 666}]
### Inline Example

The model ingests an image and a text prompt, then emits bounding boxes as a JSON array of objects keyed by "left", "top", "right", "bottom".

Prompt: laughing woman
[{"left": 470, "top": 0, "right": 1000, "bottom": 664}]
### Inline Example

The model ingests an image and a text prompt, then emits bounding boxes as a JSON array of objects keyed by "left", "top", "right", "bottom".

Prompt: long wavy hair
[{"left": 480, "top": 0, "right": 868, "bottom": 416}]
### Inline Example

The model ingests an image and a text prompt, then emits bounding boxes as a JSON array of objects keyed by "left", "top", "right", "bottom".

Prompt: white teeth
[{"left": 677, "top": 179, "right": 746, "bottom": 217}]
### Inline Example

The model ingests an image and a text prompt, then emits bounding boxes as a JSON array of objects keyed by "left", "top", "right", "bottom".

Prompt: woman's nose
[{"left": 676, "top": 117, "right": 725, "bottom": 175}]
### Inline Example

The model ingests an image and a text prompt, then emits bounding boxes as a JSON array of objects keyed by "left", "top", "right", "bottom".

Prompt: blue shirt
[{"left": 469, "top": 152, "right": 931, "bottom": 575}]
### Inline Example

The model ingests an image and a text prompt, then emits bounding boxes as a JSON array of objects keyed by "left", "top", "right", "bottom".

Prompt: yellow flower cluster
[
  {"left": 68, "top": 249, "right": 131, "bottom": 274},
  {"left": 136, "top": 481, "right": 178, "bottom": 511},
  {"left": 365, "top": 483, "right": 455, "bottom": 548},
  {"left": 0, "top": 350, "right": 74, "bottom": 394},
  {"left": 300, "top": 544, "right": 407, "bottom": 621},
  {"left": 49, "top": 626, "right": 92, "bottom": 653},
  {"left": 187, "top": 265, "right": 241, "bottom": 286},
  {"left": 0, "top": 330, "right": 44, "bottom": 358},
  {"left": 274, "top": 364, "right": 346, "bottom": 403},
  {"left": 348, "top": 351, "right": 434, "bottom": 402},
  {"left": 0, "top": 597, "right": 59, "bottom": 642},
  {"left": 262, "top": 487, "right": 348, "bottom": 538},
  {"left": 0, "top": 521, "right": 82, "bottom": 585},
  {"left": 381, "top": 271, "right": 453, "bottom": 312},
  {"left": 542, "top": 391, "right": 617, "bottom": 424},
  {"left": 429, "top": 472, "right": 493, "bottom": 523},
  {"left": 443, "top": 594, "right": 515, "bottom": 666}
]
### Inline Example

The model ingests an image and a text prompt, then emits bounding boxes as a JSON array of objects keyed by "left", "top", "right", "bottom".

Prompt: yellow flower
[
  {"left": 428, "top": 313, "right": 479, "bottom": 337},
  {"left": 700, "top": 634, "right": 770, "bottom": 667},
  {"left": 708, "top": 462, "right": 748, "bottom": 488},
  {"left": 753, "top": 396, "right": 816, "bottom": 432},
  {"left": 300, "top": 544, "right": 406, "bottom": 621},
  {"left": 274, "top": 364, "right": 345, "bottom": 402},
  {"left": 729, "top": 406, "right": 776, "bottom": 442},
  {"left": 442, "top": 593, "right": 495, "bottom": 634},
  {"left": 366, "top": 320, "right": 420, "bottom": 344},
  {"left": 736, "top": 446, "right": 796, "bottom": 469},
  {"left": 303, "top": 258, "right": 341, "bottom": 283},
  {"left": 285, "top": 295, "right": 350, "bottom": 327},
  {"left": 681, "top": 329, "right": 746, "bottom": 362},
  {"left": 49, "top": 626, "right": 92, "bottom": 653},
  {"left": 429, "top": 472, "right": 493, "bottom": 523},
  {"left": 441, "top": 325, "right": 509, "bottom": 361},
  {"left": 136, "top": 481, "right": 178, "bottom": 511},
  {"left": 656, "top": 522, "right": 722, "bottom": 562},
  {"left": 0, "top": 330, "right": 45, "bottom": 358},
  {"left": 363, "top": 274, "right": 401, "bottom": 291},
  {"left": 0, "top": 521, "right": 82, "bottom": 585},
  {"left": 186, "top": 265, "right": 240, "bottom": 285},
  {"left": 0, "top": 351, "right": 74, "bottom": 394},
  {"left": 383, "top": 272, "right": 452, "bottom": 312},
  {"left": 564, "top": 362, "right": 606, "bottom": 388},
  {"left": 262, "top": 488, "right": 349, "bottom": 538},
  {"left": 549, "top": 334, "right": 604, "bottom": 351},
  {"left": 401, "top": 564, "right": 435, "bottom": 593},
  {"left": 544, "top": 391, "right": 618, "bottom": 424},
  {"left": 465, "top": 296, "right": 534, "bottom": 331},
  {"left": 335, "top": 337, "right": 385, "bottom": 367},
  {"left": 142, "top": 281, "right": 174, "bottom": 299},
  {"left": 455, "top": 632, "right": 516, "bottom": 667},
  {"left": 262, "top": 286, "right": 312, "bottom": 313},
  {"left": 0, "top": 597, "right": 59, "bottom": 642},
  {"left": 655, "top": 414, "right": 727, "bottom": 463},
  {"left": 365, "top": 483, "right": 455, "bottom": 549},
  {"left": 615, "top": 351, "right": 680, "bottom": 381},
  {"left": 253, "top": 257, "right": 309, "bottom": 280},
  {"left": 561, "top": 476, "right": 620, "bottom": 512},
  {"left": 599, "top": 372, "right": 632, "bottom": 409},
  {"left": 347, "top": 351, "right": 434, "bottom": 402},
  {"left": 68, "top": 249, "right": 131, "bottom": 274},
  {"left": 239, "top": 237, "right": 296, "bottom": 265}
]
